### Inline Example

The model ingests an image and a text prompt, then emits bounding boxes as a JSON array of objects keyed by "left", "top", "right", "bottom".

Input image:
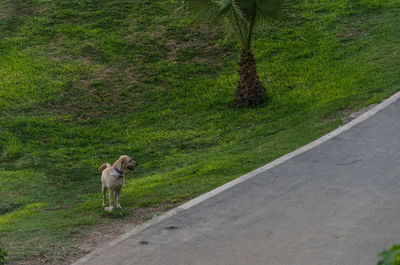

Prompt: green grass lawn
[{"left": 0, "top": 0, "right": 399, "bottom": 263}]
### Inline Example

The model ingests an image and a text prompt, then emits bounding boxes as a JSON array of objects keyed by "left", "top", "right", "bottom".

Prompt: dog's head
[{"left": 119, "top": 155, "right": 138, "bottom": 171}]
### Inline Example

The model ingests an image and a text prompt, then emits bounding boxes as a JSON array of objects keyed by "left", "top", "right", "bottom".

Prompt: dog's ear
[{"left": 120, "top": 156, "right": 127, "bottom": 170}]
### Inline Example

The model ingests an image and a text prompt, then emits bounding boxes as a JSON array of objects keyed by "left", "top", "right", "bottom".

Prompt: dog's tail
[{"left": 98, "top": 163, "right": 111, "bottom": 172}]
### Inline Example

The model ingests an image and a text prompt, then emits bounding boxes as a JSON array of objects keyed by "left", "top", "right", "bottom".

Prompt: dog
[{"left": 98, "top": 155, "right": 138, "bottom": 211}]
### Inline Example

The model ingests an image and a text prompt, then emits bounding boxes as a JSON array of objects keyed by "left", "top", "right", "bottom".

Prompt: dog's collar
[{"left": 114, "top": 167, "right": 123, "bottom": 175}]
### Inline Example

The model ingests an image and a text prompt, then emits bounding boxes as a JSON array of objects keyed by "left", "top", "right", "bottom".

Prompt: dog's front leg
[{"left": 116, "top": 190, "right": 122, "bottom": 209}]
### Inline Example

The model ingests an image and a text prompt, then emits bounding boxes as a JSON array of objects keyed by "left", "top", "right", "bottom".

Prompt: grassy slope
[{"left": 0, "top": 0, "right": 399, "bottom": 262}]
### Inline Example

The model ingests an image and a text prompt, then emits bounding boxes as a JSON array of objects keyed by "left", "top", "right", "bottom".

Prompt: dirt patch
[
  {"left": 166, "top": 38, "right": 179, "bottom": 60},
  {"left": 124, "top": 65, "right": 150, "bottom": 86},
  {"left": 9, "top": 204, "right": 177, "bottom": 265},
  {"left": 45, "top": 58, "right": 147, "bottom": 119},
  {"left": 342, "top": 103, "right": 378, "bottom": 124},
  {"left": 0, "top": 0, "right": 35, "bottom": 20},
  {"left": 338, "top": 28, "right": 367, "bottom": 39},
  {"left": 47, "top": 36, "right": 72, "bottom": 62},
  {"left": 74, "top": 205, "right": 173, "bottom": 256},
  {"left": 0, "top": 1, "right": 13, "bottom": 19}
]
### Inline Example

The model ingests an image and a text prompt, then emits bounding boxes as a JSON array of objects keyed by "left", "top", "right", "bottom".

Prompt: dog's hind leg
[
  {"left": 109, "top": 190, "right": 114, "bottom": 209},
  {"left": 102, "top": 185, "right": 107, "bottom": 207},
  {"left": 104, "top": 189, "right": 115, "bottom": 212}
]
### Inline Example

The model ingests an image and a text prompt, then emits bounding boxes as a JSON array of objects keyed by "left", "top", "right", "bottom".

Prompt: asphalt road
[{"left": 74, "top": 94, "right": 400, "bottom": 265}]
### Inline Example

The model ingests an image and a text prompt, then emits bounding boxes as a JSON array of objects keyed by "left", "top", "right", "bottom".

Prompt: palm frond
[
  {"left": 222, "top": 16, "right": 235, "bottom": 42},
  {"left": 181, "top": 0, "right": 217, "bottom": 21},
  {"left": 180, "top": 0, "right": 296, "bottom": 51},
  {"left": 255, "top": 0, "right": 295, "bottom": 22},
  {"left": 236, "top": 0, "right": 257, "bottom": 21},
  {"left": 215, "top": 0, "right": 249, "bottom": 47},
  {"left": 215, "top": 0, "right": 246, "bottom": 23}
]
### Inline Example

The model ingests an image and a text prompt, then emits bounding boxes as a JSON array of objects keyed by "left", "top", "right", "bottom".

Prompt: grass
[{"left": 0, "top": 0, "right": 399, "bottom": 263}]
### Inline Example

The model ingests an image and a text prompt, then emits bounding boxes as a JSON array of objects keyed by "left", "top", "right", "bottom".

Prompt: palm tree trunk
[{"left": 235, "top": 50, "right": 265, "bottom": 106}]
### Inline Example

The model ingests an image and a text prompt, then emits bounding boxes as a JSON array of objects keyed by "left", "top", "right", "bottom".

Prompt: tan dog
[{"left": 98, "top": 155, "right": 138, "bottom": 211}]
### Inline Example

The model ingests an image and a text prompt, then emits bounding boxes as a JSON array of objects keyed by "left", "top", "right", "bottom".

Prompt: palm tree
[{"left": 181, "top": 0, "right": 293, "bottom": 106}]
